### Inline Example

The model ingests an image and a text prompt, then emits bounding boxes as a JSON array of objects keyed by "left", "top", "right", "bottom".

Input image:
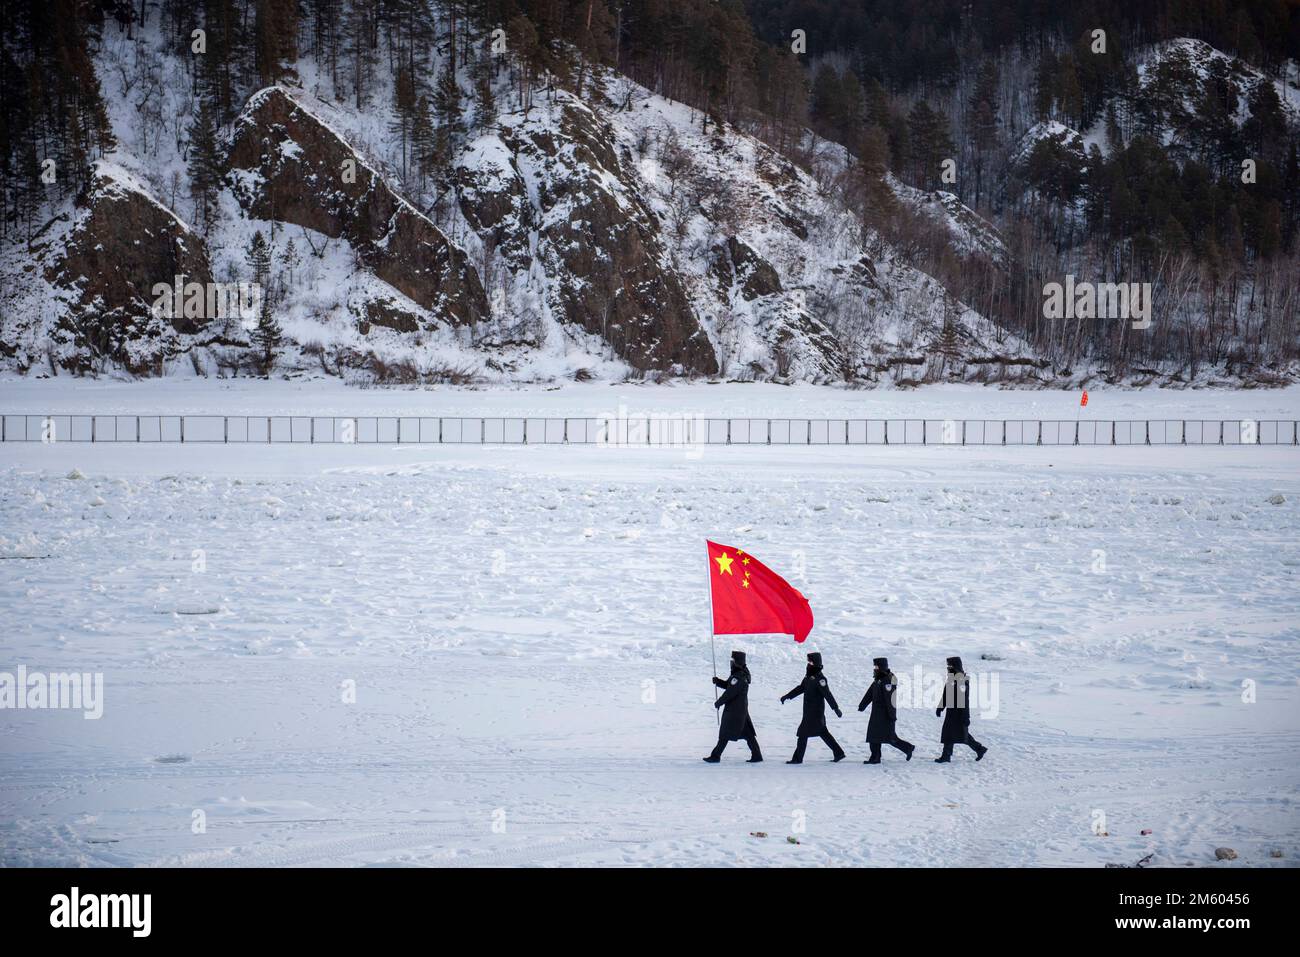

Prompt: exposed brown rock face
[
  {"left": 457, "top": 102, "right": 718, "bottom": 375},
  {"left": 225, "top": 87, "right": 487, "bottom": 328},
  {"left": 46, "top": 164, "right": 214, "bottom": 374},
  {"left": 358, "top": 296, "right": 420, "bottom": 334},
  {"left": 710, "top": 237, "right": 783, "bottom": 301}
]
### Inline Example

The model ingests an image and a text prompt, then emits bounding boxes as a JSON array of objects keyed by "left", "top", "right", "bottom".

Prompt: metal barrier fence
[{"left": 1, "top": 415, "right": 1297, "bottom": 446}]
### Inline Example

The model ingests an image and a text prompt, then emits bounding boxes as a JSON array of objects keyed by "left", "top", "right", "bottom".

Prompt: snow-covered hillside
[{"left": 0, "top": 7, "right": 1040, "bottom": 387}]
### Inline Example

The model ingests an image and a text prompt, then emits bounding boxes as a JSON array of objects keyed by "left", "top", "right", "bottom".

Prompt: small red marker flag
[
  {"left": 706, "top": 541, "right": 814, "bottom": 643},
  {"left": 1080, "top": 390, "right": 1089, "bottom": 407}
]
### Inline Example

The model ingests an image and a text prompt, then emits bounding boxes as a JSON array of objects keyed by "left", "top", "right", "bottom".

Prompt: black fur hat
[
  {"left": 731, "top": 651, "right": 747, "bottom": 666},
  {"left": 947, "top": 656, "right": 963, "bottom": 672},
  {"left": 873, "top": 657, "right": 889, "bottom": 670},
  {"left": 807, "top": 652, "right": 823, "bottom": 667}
]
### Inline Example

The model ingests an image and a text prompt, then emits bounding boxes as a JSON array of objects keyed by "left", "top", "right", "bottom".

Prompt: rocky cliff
[{"left": 0, "top": 15, "right": 1037, "bottom": 384}]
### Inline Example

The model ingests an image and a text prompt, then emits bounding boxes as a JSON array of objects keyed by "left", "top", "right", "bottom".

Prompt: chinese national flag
[
  {"left": 1080, "top": 390, "right": 1089, "bottom": 407},
  {"left": 706, "top": 541, "right": 814, "bottom": 643}
]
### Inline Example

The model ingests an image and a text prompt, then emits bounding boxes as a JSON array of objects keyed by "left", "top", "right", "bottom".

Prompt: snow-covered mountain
[{"left": 0, "top": 9, "right": 1041, "bottom": 386}]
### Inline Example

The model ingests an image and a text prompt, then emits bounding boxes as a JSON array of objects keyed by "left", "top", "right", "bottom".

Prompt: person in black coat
[
  {"left": 857, "top": 657, "right": 915, "bottom": 763},
  {"left": 934, "top": 656, "right": 988, "bottom": 762},
  {"left": 780, "top": 652, "right": 846, "bottom": 763},
  {"left": 704, "top": 651, "right": 762, "bottom": 763}
]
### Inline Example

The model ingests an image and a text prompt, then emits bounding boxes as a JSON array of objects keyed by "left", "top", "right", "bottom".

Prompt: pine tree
[
  {"left": 1104, "top": 104, "right": 1123, "bottom": 153},
  {"left": 837, "top": 70, "right": 865, "bottom": 152},
  {"left": 392, "top": 65, "right": 417, "bottom": 180},
  {"left": 506, "top": 14, "right": 541, "bottom": 113},
  {"left": 280, "top": 238, "right": 300, "bottom": 295},
  {"left": 855, "top": 123, "right": 897, "bottom": 239},
  {"left": 188, "top": 93, "right": 222, "bottom": 229},
  {"left": 433, "top": 60, "right": 465, "bottom": 164},
  {"left": 1034, "top": 50, "right": 1058, "bottom": 120},
  {"left": 1057, "top": 55, "right": 1083, "bottom": 128},
  {"left": 573, "top": 0, "right": 616, "bottom": 98},
  {"left": 471, "top": 44, "right": 497, "bottom": 133},
  {"left": 255, "top": 0, "right": 298, "bottom": 87},
  {"left": 967, "top": 63, "right": 999, "bottom": 207},
  {"left": 907, "top": 100, "right": 953, "bottom": 190},
  {"left": 245, "top": 230, "right": 272, "bottom": 292},
  {"left": 252, "top": 298, "right": 283, "bottom": 374},
  {"left": 935, "top": 316, "right": 962, "bottom": 374},
  {"left": 411, "top": 95, "right": 437, "bottom": 195},
  {"left": 810, "top": 63, "right": 842, "bottom": 138},
  {"left": 201, "top": 0, "right": 240, "bottom": 122}
]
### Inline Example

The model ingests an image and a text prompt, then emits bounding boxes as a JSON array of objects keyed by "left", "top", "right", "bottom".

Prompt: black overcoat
[
  {"left": 714, "top": 672, "right": 756, "bottom": 741},
  {"left": 784, "top": 674, "right": 840, "bottom": 736},
  {"left": 937, "top": 674, "right": 972, "bottom": 743},
  {"left": 857, "top": 672, "right": 899, "bottom": 743}
]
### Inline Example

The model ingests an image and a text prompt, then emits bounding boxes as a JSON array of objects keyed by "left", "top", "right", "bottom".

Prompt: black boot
[
  {"left": 831, "top": 752, "right": 846, "bottom": 763},
  {"left": 786, "top": 758, "right": 802, "bottom": 764},
  {"left": 864, "top": 756, "right": 881, "bottom": 764},
  {"left": 905, "top": 744, "right": 914, "bottom": 761},
  {"left": 934, "top": 755, "right": 951, "bottom": 763},
  {"left": 975, "top": 745, "right": 988, "bottom": 761},
  {"left": 748, "top": 755, "right": 763, "bottom": 763},
  {"left": 703, "top": 755, "right": 720, "bottom": 763}
]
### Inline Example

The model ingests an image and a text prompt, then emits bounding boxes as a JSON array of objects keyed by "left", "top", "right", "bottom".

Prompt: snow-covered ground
[
  {"left": 2, "top": 390, "right": 1297, "bottom": 867},
  {"left": 4, "top": 378, "right": 1300, "bottom": 421}
]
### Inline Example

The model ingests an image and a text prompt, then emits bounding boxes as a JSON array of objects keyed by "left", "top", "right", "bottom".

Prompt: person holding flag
[
  {"left": 702, "top": 541, "right": 812, "bottom": 764},
  {"left": 704, "top": 650, "right": 762, "bottom": 763},
  {"left": 857, "top": 657, "right": 915, "bottom": 763},
  {"left": 780, "top": 652, "right": 847, "bottom": 763}
]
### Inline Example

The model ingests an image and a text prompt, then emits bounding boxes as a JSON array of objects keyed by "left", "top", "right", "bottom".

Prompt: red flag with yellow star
[{"left": 706, "top": 541, "right": 813, "bottom": 643}]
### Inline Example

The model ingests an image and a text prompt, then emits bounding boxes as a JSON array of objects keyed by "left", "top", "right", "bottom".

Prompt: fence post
[
  {"left": 1181, "top": 420, "right": 1186, "bottom": 445},
  {"left": 224, "top": 417, "right": 229, "bottom": 444},
  {"left": 1036, "top": 421, "right": 1041, "bottom": 446},
  {"left": 91, "top": 417, "right": 96, "bottom": 443},
  {"left": 1001, "top": 421, "right": 1006, "bottom": 446},
  {"left": 310, "top": 418, "right": 315, "bottom": 444},
  {"left": 1219, "top": 422, "right": 1224, "bottom": 445},
  {"left": 922, "top": 420, "right": 927, "bottom": 445},
  {"left": 523, "top": 418, "right": 528, "bottom": 444},
  {"left": 647, "top": 417, "right": 651, "bottom": 445},
  {"left": 806, "top": 420, "right": 811, "bottom": 445},
  {"left": 180, "top": 417, "right": 185, "bottom": 443},
  {"left": 962, "top": 420, "right": 966, "bottom": 445},
  {"left": 1145, "top": 421, "right": 1150, "bottom": 446},
  {"left": 563, "top": 418, "right": 568, "bottom": 444},
  {"left": 767, "top": 419, "right": 771, "bottom": 445},
  {"left": 884, "top": 421, "right": 889, "bottom": 445}
]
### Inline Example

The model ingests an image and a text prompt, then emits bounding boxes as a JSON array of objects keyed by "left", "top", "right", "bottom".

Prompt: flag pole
[{"left": 707, "top": 540, "right": 720, "bottom": 726}]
